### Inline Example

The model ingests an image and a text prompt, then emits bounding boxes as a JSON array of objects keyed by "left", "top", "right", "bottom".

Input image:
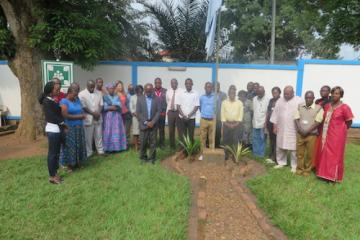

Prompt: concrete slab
[{"left": 202, "top": 148, "right": 225, "bottom": 164}]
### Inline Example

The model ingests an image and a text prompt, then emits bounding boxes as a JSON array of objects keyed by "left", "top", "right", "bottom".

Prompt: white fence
[{"left": 0, "top": 59, "right": 359, "bottom": 127}]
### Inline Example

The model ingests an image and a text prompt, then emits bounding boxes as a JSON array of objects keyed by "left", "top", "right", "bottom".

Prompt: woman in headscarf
[{"left": 102, "top": 83, "right": 127, "bottom": 152}]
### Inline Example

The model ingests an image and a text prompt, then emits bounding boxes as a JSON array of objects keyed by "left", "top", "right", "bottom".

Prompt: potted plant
[{"left": 178, "top": 134, "right": 201, "bottom": 162}]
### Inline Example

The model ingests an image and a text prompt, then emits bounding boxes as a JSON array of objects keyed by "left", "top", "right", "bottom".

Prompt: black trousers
[
  {"left": 178, "top": 118, "right": 195, "bottom": 143},
  {"left": 215, "top": 117, "right": 222, "bottom": 148},
  {"left": 157, "top": 115, "right": 166, "bottom": 146},
  {"left": 47, "top": 132, "right": 64, "bottom": 177},
  {"left": 140, "top": 126, "right": 157, "bottom": 162},
  {"left": 267, "top": 122, "right": 277, "bottom": 161},
  {"left": 167, "top": 110, "right": 180, "bottom": 149},
  {"left": 122, "top": 112, "right": 132, "bottom": 146},
  {"left": 223, "top": 124, "right": 241, "bottom": 159}
]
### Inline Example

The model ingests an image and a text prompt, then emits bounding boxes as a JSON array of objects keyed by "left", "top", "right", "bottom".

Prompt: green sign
[{"left": 42, "top": 60, "right": 74, "bottom": 91}]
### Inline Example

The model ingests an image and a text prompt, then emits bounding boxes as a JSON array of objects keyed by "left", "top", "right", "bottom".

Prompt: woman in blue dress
[{"left": 59, "top": 84, "right": 87, "bottom": 171}]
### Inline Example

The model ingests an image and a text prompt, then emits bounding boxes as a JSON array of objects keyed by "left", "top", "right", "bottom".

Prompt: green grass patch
[
  {"left": 247, "top": 144, "right": 360, "bottom": 240},
  {"left": 0, "top": 148, "right": 190, "bottom": 240}
]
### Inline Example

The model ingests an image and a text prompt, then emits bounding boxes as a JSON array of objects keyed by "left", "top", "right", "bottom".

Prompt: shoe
[
  {"left": 265, "top": 158, "right": 275, "bottom": 164},
  {"left": 49, "top": 177, "right": 62, "bottom": 184},
  {"left": 198, "top": 155, "right": 203, "bottom": 161},
  {"left": 273, "top": 165, "right": 284, "bottom": 169}
]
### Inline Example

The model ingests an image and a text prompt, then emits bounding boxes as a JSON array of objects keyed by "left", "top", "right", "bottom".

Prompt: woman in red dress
[{"left": 316, "top": 86, "right": 353, "bottom": 182}]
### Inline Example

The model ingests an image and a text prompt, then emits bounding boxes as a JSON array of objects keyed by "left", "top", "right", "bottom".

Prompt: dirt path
[
  {"left": 162, "top": 155, "right": 285, "bottom": 240},
  {"left": 0, "top": 134, "right": 46, "bottom": 160}
]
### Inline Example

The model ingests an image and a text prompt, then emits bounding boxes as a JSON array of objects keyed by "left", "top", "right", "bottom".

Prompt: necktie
[{"left": 170, "top": 90, "right": 175, "bottom": 111}]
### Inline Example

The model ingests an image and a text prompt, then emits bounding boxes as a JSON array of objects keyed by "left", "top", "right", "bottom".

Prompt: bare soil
[
  {"left": 348, "top": 128, "right": 360, "bottom": 144},
  {"left": 162, "top": 154, "right": 274, "bottom": 240},
  {"left": 0, "top": 134, "right": 47, "bottom": 160}
]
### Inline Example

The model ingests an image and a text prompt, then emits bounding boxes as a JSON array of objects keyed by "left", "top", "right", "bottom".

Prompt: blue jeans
[
  {"left": 252, "top": 128, "right": 266, "bottom": 157},
  {"left": 47, "top": 132, "right": 64, "bottom": 177}
]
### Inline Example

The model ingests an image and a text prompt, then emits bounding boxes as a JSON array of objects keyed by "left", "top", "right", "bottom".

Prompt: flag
[{"left": 205, "top": 0, "right": 222, "bottom": 58}]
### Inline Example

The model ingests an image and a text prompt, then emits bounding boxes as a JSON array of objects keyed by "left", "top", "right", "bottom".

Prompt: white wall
[
  {"left": 137, "top": 66, "right": 213, "bottom": 122},
  {"left": 0, "top": 61, "right": 358, "bottom": 126},
  {"left": 302, "top": 64, "right": 360, "bottom": 124},
  {"left": 74, "top": 64, "right": 132, "bottom": 89},
  {"left": 0, "top": 64, "right": 21, "bottom": 116},
  {"left": 137, "top": 66, "right": 212, "bottom": 93},
  {"left": 219, "top": 68, "right": 297, "bottom": 98}
]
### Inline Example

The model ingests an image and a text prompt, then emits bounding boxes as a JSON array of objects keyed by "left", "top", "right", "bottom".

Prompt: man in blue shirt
[{"left": 199, "top": 82, "right": 215, "bottom": 160}]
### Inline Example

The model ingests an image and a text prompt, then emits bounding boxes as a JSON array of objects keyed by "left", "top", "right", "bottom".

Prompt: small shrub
[
  {"left": 178, "top": 134, "right": 200, "bottom": 161},
  {"left": 222, "top": 143, "right": 250, "bottom": 165}
]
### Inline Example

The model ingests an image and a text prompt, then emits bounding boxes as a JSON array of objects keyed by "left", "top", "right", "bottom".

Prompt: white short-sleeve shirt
[
  {"left": 252, "top": 96, "right": 270, "bottom": 128},
  {"left": 176, "top": 89, "right": 200, "bottom": 119}
]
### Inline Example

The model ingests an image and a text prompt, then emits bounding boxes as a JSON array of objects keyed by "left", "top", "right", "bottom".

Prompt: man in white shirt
[
  {"left": 176, "top": 78, "right": 200, "bottom": 143},
  {"left": 79, "top": 80, "right": 105, "bottom": 157},
  {"left": 166, "top": 78, "right": 182, "bottom": 149},
  {"left": 252, "top": 86, "right": 270, "bottom": 157},
  {"left": 270, "top": 86, "right": 302, "bottom": 172}
]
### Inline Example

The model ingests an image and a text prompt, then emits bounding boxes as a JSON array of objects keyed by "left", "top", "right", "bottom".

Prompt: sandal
[{"left": 49, "top": 177, "right": 62, "bottom": 184}]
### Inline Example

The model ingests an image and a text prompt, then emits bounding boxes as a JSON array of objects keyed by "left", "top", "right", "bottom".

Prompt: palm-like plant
[
  {"left": 222, "top": 143, "right": 250, "bottom": 165},
  {"left": 140, "top": 0, "right": 208, "bottom": 62},
  {"left": 178, "top": 134, "right": 201, "bottom": 161}
]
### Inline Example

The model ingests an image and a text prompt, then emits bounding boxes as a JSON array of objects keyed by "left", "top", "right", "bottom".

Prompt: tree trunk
[
  {"left": 9, "top": 48, "right": 44, "bottom": 140},
  {"left": 0, "top": 0, "right": 44, "bottom": 140}
]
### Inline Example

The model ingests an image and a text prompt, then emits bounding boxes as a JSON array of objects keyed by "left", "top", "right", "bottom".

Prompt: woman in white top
[
  {"left": 38, "top": 81, "right": 68, "bottom": 184},
  {"left": 130, "top": 85, "right": 143, "bottom": 151}
]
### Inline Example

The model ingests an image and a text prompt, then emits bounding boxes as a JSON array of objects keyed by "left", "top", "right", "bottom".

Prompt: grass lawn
[
  {"left": 0, "top": 148, "right": 190, "bottom": 240},
  {"left": 247, "top": 143, "right": 360, "bottom": 240}
]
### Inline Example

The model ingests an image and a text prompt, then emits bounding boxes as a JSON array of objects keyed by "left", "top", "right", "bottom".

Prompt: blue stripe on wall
[
  {"left": 131, "top": 63, "right": 138, "bottom": 86},
  {"left": 5, "top": 116, "right": 21, "bottom": 120},
  {"left": 301, "top": 59, "right": 360, "bottom": 65},
  {"left": 296, "top": 59, "right": 305, "bottom": 96}
]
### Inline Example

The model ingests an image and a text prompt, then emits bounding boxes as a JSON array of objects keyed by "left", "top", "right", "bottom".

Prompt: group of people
[
  {"left": 39, "top": 76, "right": 353, "bottom": 184},
  {"left": 217, "top": 82, "right": 353, "bottom": 183}
]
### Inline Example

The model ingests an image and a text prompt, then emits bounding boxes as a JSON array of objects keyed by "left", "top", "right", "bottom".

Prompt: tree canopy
[
  {"left": 141, "top": 0, "right": 208, "bottom": 62},
  {"left": 0, "top": 0, "right": 148, "bottom": 140},
  {"left": 223, "top": 0, "right": 339, "bottom": 63},
  {"left": 0, "top": 0, "right": 148, "bottom": 68}
]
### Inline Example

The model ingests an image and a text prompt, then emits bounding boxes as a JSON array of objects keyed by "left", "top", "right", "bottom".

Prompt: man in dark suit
[
  {"left": 154, "top": 77, "right": 167, "bottom": 147},
  {"left": 136, "top": 83, "right": 161, "bottom": 164}
]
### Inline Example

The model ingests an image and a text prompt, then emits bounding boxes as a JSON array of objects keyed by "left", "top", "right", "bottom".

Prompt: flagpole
[{"left": 211, "top": 8, "right": 221, "bottom": 149}]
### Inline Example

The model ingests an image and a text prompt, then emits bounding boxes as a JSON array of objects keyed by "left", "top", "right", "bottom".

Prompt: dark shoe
[
  {"left": 140, "top": 156, "right": 148, "bottom": 164},
  {"left": 148, "top": 158, "right": 156, "bottom": 164}
]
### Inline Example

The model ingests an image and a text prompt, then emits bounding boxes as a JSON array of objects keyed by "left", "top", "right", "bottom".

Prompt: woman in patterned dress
[
  {"left": 102, "top": 83, "right": 127, "bottom": 152},
  {"left": 59, "top": 84, "right": 87, "bottom": 171}
]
